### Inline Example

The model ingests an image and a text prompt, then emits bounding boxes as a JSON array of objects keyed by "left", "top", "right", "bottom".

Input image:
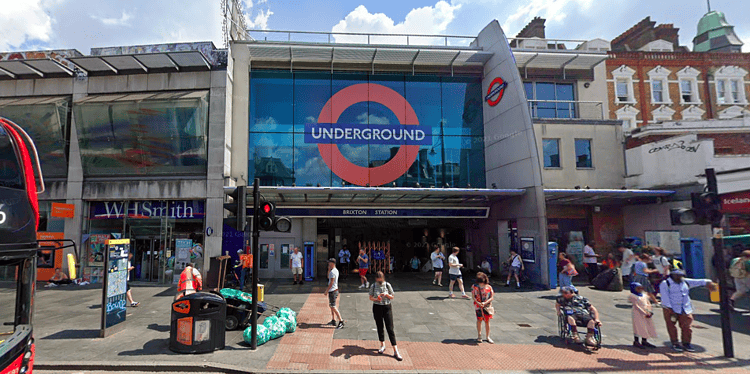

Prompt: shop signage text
[
  {"left": 248, "top": 207, "right": 489, "bottom": 218},
  {"left": 90, "top": 200, "right": 205, "bottom": 219},
  {"left": 721, "top": 190, "right": 750, "bottom": 214},
  {"left": 304, "top": 123, "right": 431, "bottom": 145}
]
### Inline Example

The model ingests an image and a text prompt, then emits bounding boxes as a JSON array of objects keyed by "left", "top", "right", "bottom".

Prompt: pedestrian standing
[
  {"left": 176, "top": 262, "right": 202, "bottom": 300},
  {"left": 324, "top": 258, "right": 345, "bottom": 329},
  {"left": 505, "top": 249, "right": 524, "bottom": 289},
  {"left": 126, "top": 253, "right": 139, "bottom": 307},
  {"left": 729, "top": 250, "right": 750, "bottom": 311},
  {"left": 430, "top": 245, "right": 445, "bottom": 286},
  {"left": 238, "top": 249, "right": 252, "bottom": 291},
  {"left": 357, "top": 248, "right": 370, "bottom": 289},
  {"left": 472, "top": 272, "right": 494, "bottom": 343},
  {"left": 659, "top": 269, "right": 716, "bottom": 352},
  {"left": 583, "top": 241, "right": 600, "bottom": 282},
  {"left": 338, "top": 246, "right": 351, "bottom": 278},
  {"left": 628, "top": 282, "right": 657, "bottom": 349},
  {"left": 558, "top": 252, "right": 577, "bottom": 290},
  {"left": 290, "top": 246, "right": 304, "bottom": 285},
  {"left": 409, "top": 255, "right": 420, "bottom": 272},
  {"left": 632, "top": 253, "right": 659, "bottom": 303},
  {"left": 369, "top": 271, "right": 402, "bottom": 360},
  {"left": 448, "top": 247, "right": 469, "bottom": 299},
  {"left": 619, "top": 245, "right": 637, "bottom": 285}
]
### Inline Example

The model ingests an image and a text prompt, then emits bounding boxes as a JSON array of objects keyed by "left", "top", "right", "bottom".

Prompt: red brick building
[{"left": 606, "top": 17, "right": 750, "bottom": 131}]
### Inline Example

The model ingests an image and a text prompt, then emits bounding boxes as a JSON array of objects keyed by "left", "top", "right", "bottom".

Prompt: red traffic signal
[{"left": 258, "top": 201, "right": 275, "bottom": 231}]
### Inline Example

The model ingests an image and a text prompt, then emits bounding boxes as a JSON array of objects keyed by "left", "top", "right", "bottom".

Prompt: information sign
[{"left": 101, "top": 238, "right": 129, "bottom": 337}]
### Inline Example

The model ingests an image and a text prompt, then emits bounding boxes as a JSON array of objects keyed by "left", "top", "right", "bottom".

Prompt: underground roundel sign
[
  {"left": 304, "top": 83, "right": 431, "bottom": 187},
  {"left": 485, "top": 77, "right": 507, "bottom": 107}
]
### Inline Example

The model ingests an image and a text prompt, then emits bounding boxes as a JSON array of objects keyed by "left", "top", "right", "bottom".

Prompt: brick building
[{"left": 606, "top": 16, "right": 750, "bottom": 131}]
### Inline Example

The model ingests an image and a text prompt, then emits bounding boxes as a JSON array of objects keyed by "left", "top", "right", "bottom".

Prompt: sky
[{"left": 0, "top": 0, "right": 747, "bottom": 53}]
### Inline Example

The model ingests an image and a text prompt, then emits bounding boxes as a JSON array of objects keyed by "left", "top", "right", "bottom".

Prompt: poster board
[
  {"left": 174, "top": 239, "right": 193, "bottom": 284},
  {"left": 644, "top": 231, "right": 681, "bottom": 255},
  {"left": 101, "top": 238, "right": 129, "bottom": 337},
  {"left": 520, "top": 237, "right": 536, "bottom": 263}
]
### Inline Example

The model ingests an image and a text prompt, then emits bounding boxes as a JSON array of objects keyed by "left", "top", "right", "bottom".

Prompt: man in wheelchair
[{"left": 556, "top": 286, "right": 602, "bottom": 346}]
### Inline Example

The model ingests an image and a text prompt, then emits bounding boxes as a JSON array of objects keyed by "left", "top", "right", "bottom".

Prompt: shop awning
[
  {"left": 0, "top": 58, "right": 76, "bottom": 79},
  {"left": 68, "top": 51, "right": 212, "bottom": 75},
  {"left": 513, "top": 50, "right": 607, "bottom": 78},
  {"left": 545, "top": 189, "right": 674, "bottom": 205},
  {"left": 256, "top": 186, "right": 524, "bottom": 206},
  {"left": 239, "top": 42, "right": 494, "bottom": 69}
]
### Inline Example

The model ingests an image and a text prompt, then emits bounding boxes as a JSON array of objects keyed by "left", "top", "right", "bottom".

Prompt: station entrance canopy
[{"left": 255, "top": 186, "right": 524, "bottom": 219}]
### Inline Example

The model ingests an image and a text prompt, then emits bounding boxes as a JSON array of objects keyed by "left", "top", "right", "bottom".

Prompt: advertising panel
[{"left": 101, "top": 238, "right": 129, "bottom": 337}]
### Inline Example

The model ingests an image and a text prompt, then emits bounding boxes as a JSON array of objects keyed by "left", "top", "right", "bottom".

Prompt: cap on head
[{"left": 327, "top": 258, "right": 336, "bottom": 264}]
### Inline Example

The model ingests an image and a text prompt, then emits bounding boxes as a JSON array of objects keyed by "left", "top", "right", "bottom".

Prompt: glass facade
[
  {"left": 74, "top": 92, "right": 209, "bottom": 176},
  {"left": 249, "top": 71, "right": 485, "bottom": 188},
  {"left": 0, "top": 99, "right": 70, "bottom": 178},
  {"left": 524, "top": 82, "right": 576, "bottom": 119}
]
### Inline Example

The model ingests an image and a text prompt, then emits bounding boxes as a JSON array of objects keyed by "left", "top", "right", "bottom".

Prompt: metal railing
[
  {"left": 507, "top": 37, "right": 609, "bottom": 52},
  {"left": 527, "top": 100, "right": 605, "bottom": 120},
  {"left": 246, "top": 29, "right": 478, "bottom": 47}
]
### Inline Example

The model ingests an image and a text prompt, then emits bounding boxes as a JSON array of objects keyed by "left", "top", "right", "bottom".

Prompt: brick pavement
[{"left": 266, "top": 282, "right": 750, "bottom": 373}]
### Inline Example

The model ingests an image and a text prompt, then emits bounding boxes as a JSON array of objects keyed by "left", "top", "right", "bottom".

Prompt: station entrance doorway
[{"left": 318, "top": 218, "right": 468, "bottom": 274}]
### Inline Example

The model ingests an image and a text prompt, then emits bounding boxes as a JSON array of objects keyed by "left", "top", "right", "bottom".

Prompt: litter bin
[{"left": 169, "top": 292, "right": 227, "bottom": 353}]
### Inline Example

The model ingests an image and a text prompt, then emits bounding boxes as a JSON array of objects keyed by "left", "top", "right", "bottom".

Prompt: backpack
[{"left": 729, "top": 259, "right": 748, "bottom": 278}]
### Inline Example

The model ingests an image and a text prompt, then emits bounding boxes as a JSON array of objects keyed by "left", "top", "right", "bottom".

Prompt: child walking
[{"left": 628, "top": 282, "right": 657, "bottom": 349}]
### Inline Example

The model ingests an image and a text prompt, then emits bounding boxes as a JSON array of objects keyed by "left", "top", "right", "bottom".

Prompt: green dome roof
[{"left": 696, "top": 11, "right": 730, "bottom": 36}]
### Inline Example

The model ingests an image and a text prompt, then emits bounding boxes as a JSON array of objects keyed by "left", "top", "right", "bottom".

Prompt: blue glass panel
[
  {"left": 293, "top": 72, "right": 331, "bottom": 133},
  {"left": 574, "top": 139, "right": 592, "bottom": 168},
  {"left": 543, "top": 139, "right": 560, "bottom": 168},
  {"left": 251, "top": 71, "right": 292, "bottom": 133},
  {"left": 248, "top": 132, "right": 295, "bottom": 186}
]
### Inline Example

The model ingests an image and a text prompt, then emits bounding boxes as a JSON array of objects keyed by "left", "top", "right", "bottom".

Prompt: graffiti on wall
[
  {"left": 0, "top": 50, "right": 81, "bottom": 73},
  {"left": 91, "top": 42, "right": 226, "bottom": 66}
]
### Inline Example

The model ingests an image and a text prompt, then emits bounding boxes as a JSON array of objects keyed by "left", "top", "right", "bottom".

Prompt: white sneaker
[
  {"left": 366, "top": 282, "right": 370, "bottom": 288},
  {"left": 358, "top": 284, "right": 364, "bottom": 289}
]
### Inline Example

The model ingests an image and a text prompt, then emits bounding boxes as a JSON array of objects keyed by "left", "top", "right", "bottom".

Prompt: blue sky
[{"left": 0, "top": 0, "right": 747, "bottom": 53}]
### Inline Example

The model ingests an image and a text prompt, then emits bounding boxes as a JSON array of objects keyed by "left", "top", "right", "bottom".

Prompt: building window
[
  {"left": 714, "top": 66, "right": 748, "bottom": 105},
  {"left": 524, "top": 81, "right": 576, "bottom": 119},
  {"left": 574, "top": 139, "right": 593, "bottom": 169},
  {"left": 542, "top": 139, "right": 561, "bottom": 168},
  {"left": 647, "top": 66, "right": 671, "bottom": 105},
  {"left": 612, "top": 65, "right": 636, "bottom": 104},
  {"left": 615, "top": 105, "right": 639, "bottom": 131},
  {"left": 651, "top": 80, "right": 664, "bottom": 103},
  {"left": 652, "top": 105, "right": 676, "bottom": 122},
  {"left": 676, "top": 66, "right": 701, "bottom": 105}
]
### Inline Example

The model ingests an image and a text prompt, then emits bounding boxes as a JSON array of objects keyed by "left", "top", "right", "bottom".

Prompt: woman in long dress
[{"left": 628, "top": 282, "right": 657, "bottom": 349}]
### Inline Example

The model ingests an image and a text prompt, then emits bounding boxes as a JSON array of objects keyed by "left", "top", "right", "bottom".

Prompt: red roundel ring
[
  {"left": 485, "top": 77, "right": 506, "bottom": 107},
  {"left": 317, "top": 83, "right": 420, "bottom": 186}
]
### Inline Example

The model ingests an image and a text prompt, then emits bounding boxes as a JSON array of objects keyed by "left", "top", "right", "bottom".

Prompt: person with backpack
[
  {"left": 659, "top": 269, "right": 716, "bottom": 352},
  {"left": 505, "top": 249, "right": 524, "bottom": 289},
  {"left": 729, "top": 250, "right": 750, "bottom": 311}
]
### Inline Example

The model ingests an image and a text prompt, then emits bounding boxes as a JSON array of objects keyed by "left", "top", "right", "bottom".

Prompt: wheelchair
[{"left": 557, "top": 309, "right": 602, "bottom": 350}]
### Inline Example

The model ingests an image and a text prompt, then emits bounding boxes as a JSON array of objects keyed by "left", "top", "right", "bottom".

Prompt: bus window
[{"left": 0, "top": 126, "right": 23, "bottom": 190}]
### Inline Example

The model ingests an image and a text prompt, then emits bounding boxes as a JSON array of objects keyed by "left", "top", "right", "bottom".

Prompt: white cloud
[
  {"left": 242, "top": 0, "right": 273, "bottom": 30},
  {"left": 502, "top": 0, "right": 594, "bottom": 35},
  {"left": 0, "top": 0, "right": 52, "bottom": 50},
  {"left": 356, "top": 113, "right": 390, "bottom": 124},
  {"left": 331, "top": 1, "right": 461, "bottom": 44},
  {"left": 91, "top": 11, "right": 133, "bottom": 27}
]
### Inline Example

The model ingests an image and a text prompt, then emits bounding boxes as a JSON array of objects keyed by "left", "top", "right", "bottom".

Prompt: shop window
[
  {"left": 0, "top": 98, "right": 70, "bottom": 178},
  {"left": 542, "top": 139, "right": 561, "bottom": 168},
  {"left": 574, "top": 139, "right": 593, "bottom": 169},
  {"left": 74, "top": 91, "right": 209, "bottom": 176}
]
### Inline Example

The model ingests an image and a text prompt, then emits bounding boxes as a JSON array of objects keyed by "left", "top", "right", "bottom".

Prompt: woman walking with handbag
[
  {"left": 472, "top": 272, "right": 495, "bottom": 343},
  {"left": 369, "top": 271, "right": 402, "bottom": 361}
]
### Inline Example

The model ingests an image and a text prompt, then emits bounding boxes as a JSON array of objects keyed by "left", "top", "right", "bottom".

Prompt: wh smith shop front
[{"left": 227, "top": 21, "right": 550, "bottom": 286}]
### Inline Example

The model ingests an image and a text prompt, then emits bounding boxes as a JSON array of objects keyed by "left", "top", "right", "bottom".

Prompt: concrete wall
[
  {"left": 535, "top": 121, "right": 625, "bottom": 189},
  {"left": 577, "top": 61, "right": 609, "bottom": 120},
  {"left": 475, "top": 20, "right": 549, "bottom": 287}
]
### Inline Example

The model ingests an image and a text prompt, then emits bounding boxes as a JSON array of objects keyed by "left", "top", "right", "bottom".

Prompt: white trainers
[
  {"left": 366, "top": 282, "right": 370, "bottom": 288},
  {"left": 358, "top": 284, "right": 364, "bottom": 289}
]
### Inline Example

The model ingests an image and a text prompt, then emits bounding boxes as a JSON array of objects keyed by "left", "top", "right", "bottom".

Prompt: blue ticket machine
[
  {"left": 304, "top": 241, "right": 315, "bottom": 281},
  {"left": 548, "top": 242, "right": 558, "bottom": 289}
]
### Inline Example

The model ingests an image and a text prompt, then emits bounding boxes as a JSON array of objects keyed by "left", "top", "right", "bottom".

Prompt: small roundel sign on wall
[{"left": 484, "top": 77, "right": 508, "bottom": 107}]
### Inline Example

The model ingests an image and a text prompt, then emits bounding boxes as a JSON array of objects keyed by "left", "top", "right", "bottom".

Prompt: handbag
[{"left": 483, "top": 305, "right": 495, "bottom": 316}]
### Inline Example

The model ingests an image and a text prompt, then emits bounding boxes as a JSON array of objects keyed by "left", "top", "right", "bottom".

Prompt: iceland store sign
[{"left": 306, "top": 83, "right": 428, "bottom": 187}]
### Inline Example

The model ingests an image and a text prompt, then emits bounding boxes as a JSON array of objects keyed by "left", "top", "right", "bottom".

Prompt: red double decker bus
[{"left": 0, "top": 117, "right": 45, "bottom": 374}]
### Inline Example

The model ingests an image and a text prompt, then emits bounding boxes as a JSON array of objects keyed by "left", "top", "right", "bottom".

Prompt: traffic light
[
  {"left": 669, "top": 191, "right": 723, "bottom": 226},
  {"left": 257, "top": 201, "right": 292, "bottom": 232},
  {"left": 692, "top": 191, "right": 723, "bottom": 225},
  {"left": 224, "top": 186, "right": 247, "bottom": 231}
]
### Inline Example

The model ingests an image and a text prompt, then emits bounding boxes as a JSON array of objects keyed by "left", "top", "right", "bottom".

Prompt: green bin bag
[{"left": 243, "top": 325, "right": 270, "bottom": 346}]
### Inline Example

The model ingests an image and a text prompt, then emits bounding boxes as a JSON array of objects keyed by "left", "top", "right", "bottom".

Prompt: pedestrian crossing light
[{"left": 257, "top": 201, "right": 292, "bottom": 232}]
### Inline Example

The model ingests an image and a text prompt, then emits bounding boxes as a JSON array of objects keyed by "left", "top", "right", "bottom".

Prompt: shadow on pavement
[
  {"left": 533, "top": 335, "right": 566, "bottom": 348},
  {"left": 297, "top": 322, "right": 326, "bottom": 330},
  {"left": 88, "top": 304, "right": 101, "bottom": 309},
  {"left": 614, "top": 304, "right": 631, "bottom": 309},
  {"left": 41, "top": 329, "right": 99, "bottom": 339},
  {"left": 331, "top": 344, "right": 379, "bottom": 359},
  {"left": 153, "top": 287, "right": 178, "bottom": 297},
  {"left": 147, "top": 323, "right": 170, "bottom": 332},
  {"left": 118, "top": 338, "right": 175, "bottom": 356},
  {"left": 441, "top": 338, "right": 479, "bottom": 346},
  {"left": 693, "top": 311, "right": 750, "bottom": 337},
  {"left": 590, "top": 355, "right": 750, "bottom": 373}
]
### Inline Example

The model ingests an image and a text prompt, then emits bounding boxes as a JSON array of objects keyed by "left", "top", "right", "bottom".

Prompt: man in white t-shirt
[
  {"left": 583, "top": 241, "right": 600, "bottom": 282},
  {"left": 506, "top": 249, "right": 524, "bottom": 289},
  {"left": 290, "top": 247, "right": 304, "bottom": 285},
  {"left": 448, "top": 247, "right": 469, "bottom": 298},
  {"left": 430, "top": 245, "right": 445, "bottom": 287},
  {"left": 323, "top": 258, "right": 344, "bottom": 329},
  {"left": 619, "top": 245, "right": 636, "bottom": 283}
]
